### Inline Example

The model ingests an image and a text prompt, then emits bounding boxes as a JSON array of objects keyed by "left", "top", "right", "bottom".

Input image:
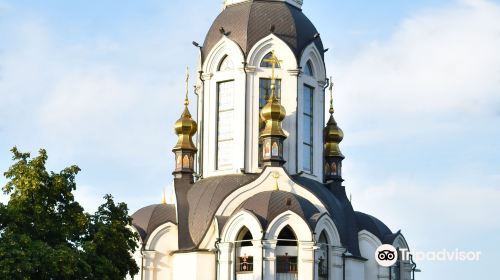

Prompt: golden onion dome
[
  {"left": 324, "top": 79, "right": 344, "bottom": 158},
  {"left": 173, "top": 69, "right": 198, "bottom": 151},
  {"left": 260, "top": 85, "right": 286, "bottom": 138}
]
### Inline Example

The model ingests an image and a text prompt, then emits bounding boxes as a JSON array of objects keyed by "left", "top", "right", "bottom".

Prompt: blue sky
[{"left": 1, "top": 0, "right": 499, "bottom": 278}]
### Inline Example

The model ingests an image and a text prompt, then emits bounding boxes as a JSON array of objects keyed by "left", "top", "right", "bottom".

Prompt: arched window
[
  {"left": 302, "top": 85, "right": 314, "bottom": 173},
  {"left": 236, "top": 227, "right": 254, "bottom": 278},
  {"left": 218, "top": 55, "right": 234, "bottom": 71},
  {"left": 276, "top": 226, "right": 298, "bottom": 280},
  {"left": 260, "top": 52, "right": 281, "bottom": 68},
  {"left": 304, "top": 60, "right": 314, "bottom": 76},
  {"left": 318, "top": 231, "right": 329, "bottom": 280}
]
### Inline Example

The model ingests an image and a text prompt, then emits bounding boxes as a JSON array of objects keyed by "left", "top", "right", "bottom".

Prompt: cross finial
[
  {"left": 184, "top": 67, "right": 190, "bottom": 106},
  {"left": 263, "top": 51, "right": 282, "bottom": 101},
  {"left": 162, "top": 188, "right": 167, "bottom": 204},
  {"left": 329, "top": 76, "right": 335, "bottom": 115},
  {"left": 272, "top": 171, "right": 280, "bottom": 191}
]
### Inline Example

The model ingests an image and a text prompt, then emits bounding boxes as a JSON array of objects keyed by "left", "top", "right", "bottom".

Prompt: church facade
[{"left": 130, "top": 1, "right": 417, "bottom": 279}]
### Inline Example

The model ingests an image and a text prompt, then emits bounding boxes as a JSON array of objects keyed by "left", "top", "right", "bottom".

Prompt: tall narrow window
[
  {"left": 236, "top": 227, "right": 254, "bottom": 280},
  {"left": 302, "top": 85, "right": 314, "bottom": 172},
  {"left": 276, "top": 226, "right": 298, "bottom": 280},
  {"left": 259, "top": 78, "right": 281, "bottom": 167},
  {"left": 217, "top": 81, "right": 235, "bottom": 170},
  {"left": 318, "top": 232, "right": 329, "bottom": 280}
]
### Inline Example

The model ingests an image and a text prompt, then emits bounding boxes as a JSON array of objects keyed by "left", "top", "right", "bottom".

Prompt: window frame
[
  {"left": 302, "top": 84, "right": 314, "bottom": 173},
  {"left": 216, "top": 80, "right": 235, "bottom": 171}
]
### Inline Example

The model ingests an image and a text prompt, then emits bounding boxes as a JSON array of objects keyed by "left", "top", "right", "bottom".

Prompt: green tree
[{"left": 0, "top": 148, "right": 139, "bottom": 280}]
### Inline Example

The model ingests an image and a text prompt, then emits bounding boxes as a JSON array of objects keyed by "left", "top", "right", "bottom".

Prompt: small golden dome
[
  {"left": 324, "top": 79, "right": 344, "bottom": 158},
  {"left": 260, "top": 87, "right": 286, "bottom": 138},
  {"left": 173, "top": 69, "right": 198, "bottom": 151}
]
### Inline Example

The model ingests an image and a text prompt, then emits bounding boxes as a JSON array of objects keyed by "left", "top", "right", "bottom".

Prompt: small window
[
  {"left": 302, "top": 85, "right": 314, "bottom": 172},
  {"left": 216, "top": 81, "right": 235, "bottom": 170},
  {"left": 304, "top": 60, "right": 314, "bottom": 76},
  {"left": 218, "top": 55, "right": 234, "bottom": 71},
  {"left": 236, "top": 227, "right": 254, "bottom": 276},
  {"left": 260, "top": 52, "right": 281, "bottom": 68}
]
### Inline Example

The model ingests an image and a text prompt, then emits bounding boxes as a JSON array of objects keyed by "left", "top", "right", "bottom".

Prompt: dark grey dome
[
  {"left": 236, "top": 191, "right": 321, "bottom": 230},
  {"left": 131, "top": 204, "right": 177, "bottom": 243},
  {"left": 202, "top": 0, "right": 324, "bottom": 63},
  {"left": 355, "top": 211, "right": 399, "bottom": 244}
]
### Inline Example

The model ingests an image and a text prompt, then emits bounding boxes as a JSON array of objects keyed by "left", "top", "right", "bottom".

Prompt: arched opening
[
  {"left": 235, "top": 227, "right": 254, "bottom": 279},
  {"left": 304, "top": 60, "right": 314, "bottom": 76},
  {"left": 276, "top": 225, "right": 298, "bottom": 280},
  {"left": 218, "top": 55, "right": 234, "bottom": 71},
  {"left": 317, "top": 231, "right": 329, "bottom": 280}
]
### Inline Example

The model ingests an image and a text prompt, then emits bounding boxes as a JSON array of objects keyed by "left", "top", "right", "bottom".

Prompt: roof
[
  {"left": 131, "top": 204, "right": 177, "bottom": 243},
  {"left": 355, "top": 211, "right": 399, "bottom": 244},
  {"left": 290, "top": 175, "right": 362, "bottom": 256},
  {"left": 202, "top": 0, "right": 324, "bottom": 63},
  {"left": 176, "top": 173, "right": 260, "bottom": 249},
  {"left": 236, "top": 191, "right": 321, "bottom": 231}
]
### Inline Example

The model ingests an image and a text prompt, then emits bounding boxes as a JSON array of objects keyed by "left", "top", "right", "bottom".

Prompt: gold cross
[
  {"left": 272, "top": 171, "right": 280, "bottom": 191},
  {"left": 184, "top": 67, "right": 190, "bottom": 106},
  {"left": 329, "top": 76, "right": 334, "bottom": 114},
  {"left": 263, "top": 51, "right": 282, "bottom": 101}
]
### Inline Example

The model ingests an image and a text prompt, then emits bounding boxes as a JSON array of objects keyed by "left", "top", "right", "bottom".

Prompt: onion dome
[
  {"left": 324, "top": 79, "right": 344, "bottom": 183},
  {"left": 202, "top": 0, "right": 323, "bottom": 63},
  {"left": 259, "top": 51, "right": 287, "bottom": 167},
  {"left": 173, "top": 71, "right": 197, "bottom": 152},
  {"left": 173, "top": 68, "right": 198, "bottom": 177}
]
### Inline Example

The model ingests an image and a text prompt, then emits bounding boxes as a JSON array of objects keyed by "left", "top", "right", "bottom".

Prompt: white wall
[{"left": 172, "top": 252, "right": 216, "bottom": 280}]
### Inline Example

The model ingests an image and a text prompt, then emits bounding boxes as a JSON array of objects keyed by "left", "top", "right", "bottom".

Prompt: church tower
[
  {"left": 131, "top": 1, "right": 417, "bottom": 280},
  {"left": 172, "top": 69, "right": 198, "bottom": 181},
  {"left": 197, "top": 0, "right": 327, "bottom": 179}
]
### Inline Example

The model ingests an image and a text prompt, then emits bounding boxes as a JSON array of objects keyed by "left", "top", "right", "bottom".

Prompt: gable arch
[
  {"left": 221, "top": 209, "right": 263, "bottom": 242},
  {"left": 314, "top": 214, "right": 341, "bottom": 247},
  {"left": 247, "top": 34, "right": 297, "bottom": 69},
  {"left": 265, "top": 210, "right": 312, "bottom": 242},
  {"left": 299, "top": 43, "right": 326, "bottom": 81},
  {"left": 203, "top": 36, "right": 245, "bottom": 74},
  {"left": 145, "top": 222, "right": 179, "bottom": 251},
  {"left": 393, "top": 233, "right": 409, "bottom": 250}
]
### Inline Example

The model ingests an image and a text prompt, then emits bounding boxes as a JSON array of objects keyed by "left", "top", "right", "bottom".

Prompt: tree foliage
[{"left": 0, "top": 148, "right": 139, "bottom": 280}]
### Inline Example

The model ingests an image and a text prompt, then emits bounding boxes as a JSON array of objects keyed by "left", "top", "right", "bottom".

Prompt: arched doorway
[
  {"left": 276, "top": 225, "right": 298, "bottom": 280},
  {"left": 317, "top": 231, "right": 329, "bottom": 280},
  {"left": 235, "top": 227, "right": 254, "bottom": 280}
]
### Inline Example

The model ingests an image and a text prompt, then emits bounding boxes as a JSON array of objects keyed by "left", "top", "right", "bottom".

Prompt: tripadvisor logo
[
  {"left": 375, "top": 244, "right": 482, "bottom": 266},
  {"left": 375, "top": 244, "right": 398, "bottom": 267}
]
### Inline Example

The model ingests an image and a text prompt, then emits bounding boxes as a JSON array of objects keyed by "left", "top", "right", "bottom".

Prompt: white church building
[{"left": 130, "top": 0, "right": 417, "bottom": 279}]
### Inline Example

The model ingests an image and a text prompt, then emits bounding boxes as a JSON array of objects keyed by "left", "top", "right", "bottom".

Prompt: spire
[
  {"left": 162, "top": 189, "right": 167, "bottom": 204},
  {"left": 173, "top": 67, "right": 198, "bottom": 180},
  {"left": 260, "top": 51, "right": 287, "bottom": 167},
  {"left": 324, "top": 77, "right": 344, "bottom": 183}
]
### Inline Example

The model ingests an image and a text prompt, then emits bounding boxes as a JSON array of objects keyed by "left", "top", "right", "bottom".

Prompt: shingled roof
[{"left": 202, "top": 0, "right": 324, "bottom": 63}]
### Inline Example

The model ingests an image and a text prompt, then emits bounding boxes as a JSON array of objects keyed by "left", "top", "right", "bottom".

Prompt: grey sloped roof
[
  {"left": 236, "top": 191, "right": 320, "bottom": 231},
  {"left": 355, "top": 211, "right": 399, "bottom": 244},
  {"left": 202, "top": 0, "right": 324, "bottom": 63},
  {"left": 290, "top": 175, "right": 362, "bottom": 256},
  {"left": 176, "top": 174, "right": 260, "bottom": 250},
  {"left": 131, "top": 204, "right": 177, "bottom": 243}
]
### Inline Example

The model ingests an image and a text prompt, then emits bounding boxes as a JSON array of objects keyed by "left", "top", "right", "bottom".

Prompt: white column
[
  {"left": 298, "top": 241, "right": 315, "bottom": 280},
  {"left": 262, "top": 240, "right": 277, "bottom": 280},
  {"left": 143, "top": 251, "right": 157, "bottom": 280},
  {"left": 331, "top": 247, "right": 345, "bottom": 280},
  {"left": 251, "top": 241, "right": 263, "bottom": 280},
  {"left": 219, "top": 243, "right": 234, "bottom": 280}
]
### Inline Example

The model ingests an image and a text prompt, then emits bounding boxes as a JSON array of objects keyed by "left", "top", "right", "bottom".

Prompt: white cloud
[{"left": 334, "top": 0, "right": 500, "bottom": 127}]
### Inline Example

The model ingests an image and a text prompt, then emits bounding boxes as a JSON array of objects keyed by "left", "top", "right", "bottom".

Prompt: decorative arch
[
  {"left": 247, "top": 34, "right": 298, "bottom": 69},
  {"left": 265, "top": 210, "right": 313, "bottom": 242},
  {"left": 203, "top": 36, "right": 245, "bottom": 74},
  {"left": 393, "top": 233, "right": 409, "bottom": 250},
  {"left": 299, "top": 43, "right": 326, "bottom": 81},
  {"left": 145, "top": 222, "right": 179, "bottom": 251},
  {"left": 359, "top": 230, "right": 383, "bottom": 280},
  {"left": 221, "top": 210, "right": 263, "bottom": 242},
  {"left": 218, "top": 55, "right": 234, "bottom": 71},
  {"left": 314, "top": 214, "right": 342, "bottom": 247}
]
